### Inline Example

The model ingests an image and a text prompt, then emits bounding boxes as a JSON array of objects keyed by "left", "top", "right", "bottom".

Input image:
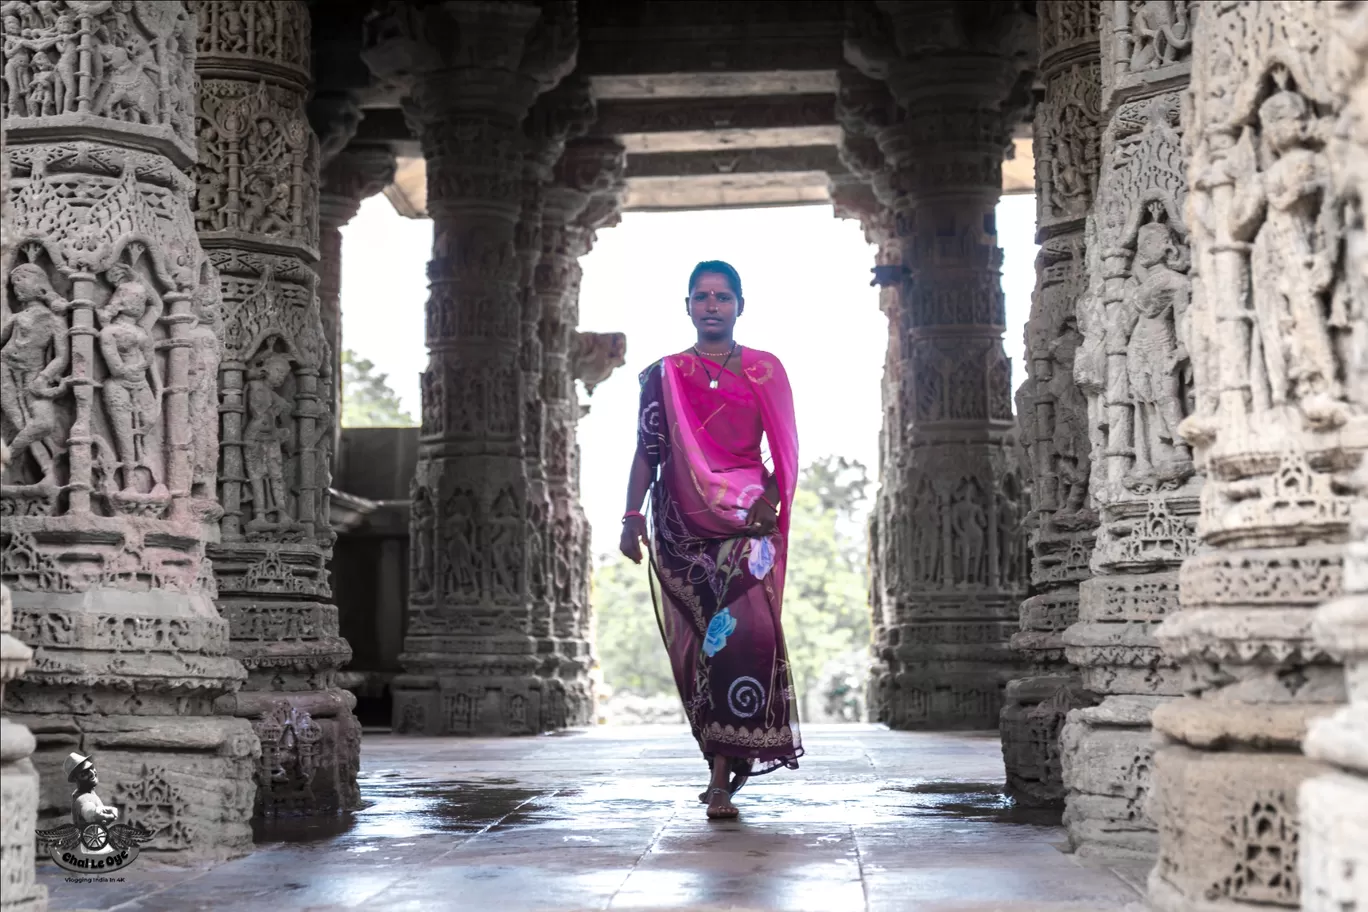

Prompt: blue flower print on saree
[
  {"left": 748, "top": 536, "right": 776, "bottom": 580},
  {"left": 702, "top": 608, "right": 738, "bottom": 657}
]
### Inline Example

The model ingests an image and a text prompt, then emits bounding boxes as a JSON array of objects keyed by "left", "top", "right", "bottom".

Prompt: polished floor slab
[{"left": 39, "top": 725, "right": 1150, "bottom": 912}]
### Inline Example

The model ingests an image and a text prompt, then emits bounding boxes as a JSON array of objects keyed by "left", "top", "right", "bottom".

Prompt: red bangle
[
  {"left": 758, "top": 495, "right": 777, "bottom": 512},
  {"left": 622, "top": 510, "right": 644, "bottom": 522}
]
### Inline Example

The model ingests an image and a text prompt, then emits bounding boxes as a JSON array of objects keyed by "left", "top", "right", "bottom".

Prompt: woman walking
[{"left": 620, "top": 260, "right": 803, "bottom": 819}]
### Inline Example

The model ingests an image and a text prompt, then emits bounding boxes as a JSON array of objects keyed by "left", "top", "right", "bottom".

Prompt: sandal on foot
[
  {"left": 705, "top": 787, "right": 739, "bottom": 820},
  {"left": 698, "top": 765, "right": 751, "bottom": 803}
]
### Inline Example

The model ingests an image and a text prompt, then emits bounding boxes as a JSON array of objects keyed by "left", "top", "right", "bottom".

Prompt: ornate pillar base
[
  {"left": 1059, "top": 695, "right": 1164, "bottom": 860},
  {"left": 0, "top": 724, "right": 45, "bottom": 912},
  {"left": 8, "top": 589, "right": 258, "bottom": 862},
  {"left": 392, "top": 674, "right": 544, "bottom": 737},
  {"left": 1001, "top": 670, "right": 1094, "bottom": 807},
  {"left": 1148, "top": 741, "right": 1323, "bottom": 911}
]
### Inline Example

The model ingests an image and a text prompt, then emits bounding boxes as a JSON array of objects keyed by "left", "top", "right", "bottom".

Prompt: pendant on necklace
[{"left": 709, "top": 379, "right": 719, "bottom": 389}]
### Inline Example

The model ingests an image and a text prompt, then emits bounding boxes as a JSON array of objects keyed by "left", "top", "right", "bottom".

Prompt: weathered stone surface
[
  {"left": 848, "top": 0, "right": 1035, "bottom": 730},
  {"left": 191, "top": 0, "right": 359, "bottom": 818},
  {"left": 1058, "top": 0, "right": 1195, "bottom": 861},
  {"left": 1150, "top": 2, "right": 1366, "bottom": 907},
  {"left": 1300, "top": 3, "right": 1368, "bottom": 907},
  {"left": 363, "top": 0, "right": 576, "bottom": 735},
  {"left": 0, "top": 83, "right": 46, "bottom": 912},
  {"left": 1, "top": 0, "right": 256, "bottom": 862},
  {"left": 1002, "top": 0, "right": 1102, "bottom": 809}
]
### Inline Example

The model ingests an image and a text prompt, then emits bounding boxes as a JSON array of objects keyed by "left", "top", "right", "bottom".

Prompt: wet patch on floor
[
  {"left": 883, "top": 781, "right": 1064, "bottom": 826},
  {"left": 254, "top": 779, "right": 572, "bottom": 845}
]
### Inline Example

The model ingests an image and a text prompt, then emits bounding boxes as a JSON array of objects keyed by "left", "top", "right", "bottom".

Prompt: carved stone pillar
[
  {"left": 192, "top": 0, "right": 359, "bottom": 817},
  {"left": 1, "top": 1, "right": 256, "bottom": 860},
  {"left": 1148, "top": 3, "right": 1363, "bottom": 907},
  {"left": 0, "top": 110, "right": 46, "bottom": 912},
  {"left": 539, "top": 137, "right": 626, "bottom": 727},
  {"left": 846, "top": 0, "right": 1035, "bottom": 729},
  {"left": 1001, "top": 0, "right": 1102, "bottom": 809},
  {"left": 363, "top": 2, "right": 575, "bottom": 735},
  {"left": 1055, "top": 0, "right": 1195, "bottom": 860},
  {"left": 317, "top": 145, "right": 397, "bottom": 452},
  {"left": 0, "top": 467, "right": 44, "bottom": 912},
  {"left": 833, "top": 68, "right": 903, "bottom": 710},
  {"left": 1301, "top": 5, "right": 1368, "bottom": 907},
  {"left": 518, "top": 82, "right": 593, "bottom": 731}
]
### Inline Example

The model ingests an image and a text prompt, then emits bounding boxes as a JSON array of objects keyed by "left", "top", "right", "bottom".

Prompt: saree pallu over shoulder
[{"left": 638, "top": 348, "right": 802, "bottom": 777}]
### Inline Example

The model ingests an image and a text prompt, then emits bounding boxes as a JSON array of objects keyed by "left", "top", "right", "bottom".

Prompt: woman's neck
[{"left": 695, "top": 336, "right": 735, "bottom": 352}]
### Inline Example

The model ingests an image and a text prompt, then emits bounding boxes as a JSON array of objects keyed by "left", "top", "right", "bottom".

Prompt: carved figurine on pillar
[
  {"left": 191, "top": 0, "right": 360, "bottom": 817},
  {"left": 1, "top": 0, "right": 258, "bottom": 862},
  {"left": 363, "top": 0, "right": 576, "bottom": 736},
  {"left": 1049, "top": 0, "right": 1198, "bottom": 863}
]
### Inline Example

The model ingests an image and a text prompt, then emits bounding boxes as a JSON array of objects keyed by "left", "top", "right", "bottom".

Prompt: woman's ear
[{"left": 738, "top": 298, "right": 745, "bottom": 316}]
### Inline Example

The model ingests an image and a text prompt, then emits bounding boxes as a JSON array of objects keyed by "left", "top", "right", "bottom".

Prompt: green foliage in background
[
  {"left": 341, "top": 349, "right": 415, "bottom": 428},
  {"left": 592, "top": 456, "right": 872, "bottom": 705},
  {"left": 592, "top": 553, "right": 677, "bottom": 697}
]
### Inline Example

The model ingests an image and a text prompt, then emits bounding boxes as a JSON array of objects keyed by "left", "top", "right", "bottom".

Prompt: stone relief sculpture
[
  {"left": 0, "top": 263, "right": 69, "bottom": 486},
  {"left": 1, "top": 0, "right": 256, "bottom": 862},
  {"left": 1057, "top": 0, "right": 1195, "bottom": 862},
  {"left": 1150, "top": 3, "right": 1365, "bottom": 908}
]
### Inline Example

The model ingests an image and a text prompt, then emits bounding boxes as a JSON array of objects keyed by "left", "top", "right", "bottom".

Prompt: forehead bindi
[{"left": 692, "top": 274, "right": 735, "bottom": 297}]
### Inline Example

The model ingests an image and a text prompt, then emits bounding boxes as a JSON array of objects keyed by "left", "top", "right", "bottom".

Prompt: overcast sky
[{"left": 340, "top": 195, "right": 1039, "bottom": 556}]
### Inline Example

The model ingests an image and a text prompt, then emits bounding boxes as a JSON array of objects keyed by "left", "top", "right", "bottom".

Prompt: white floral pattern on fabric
[
  {"left": 747, "top": 536, "right": 776, "bottom": 579},
  {"left": 702, "top": 608, "right": 738, "bottom": 657}
]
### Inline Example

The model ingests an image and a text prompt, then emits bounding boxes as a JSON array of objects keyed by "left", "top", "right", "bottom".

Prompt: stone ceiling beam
[
  {"left": 624, "top": 145, "right": 847, "bottom": 179},
  {"left": 593, "top": 94, "right": 836, "bottom": 135}
]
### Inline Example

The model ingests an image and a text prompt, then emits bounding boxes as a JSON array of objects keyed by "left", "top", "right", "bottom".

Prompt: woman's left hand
[{"left": 743, "top": 497, "right": 778, "bottom": 536}]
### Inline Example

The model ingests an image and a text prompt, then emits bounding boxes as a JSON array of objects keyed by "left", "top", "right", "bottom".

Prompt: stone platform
[{"left": 38, "top": 725, "right": 1147, "bottom": 912}]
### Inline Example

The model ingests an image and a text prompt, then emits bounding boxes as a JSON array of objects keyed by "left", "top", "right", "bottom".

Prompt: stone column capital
[
  {"left": 320, "top": 146, "right": 398, "bottom": 229},
  {"left": 362, "top": 1, "right": 576, "bottom": 124}
]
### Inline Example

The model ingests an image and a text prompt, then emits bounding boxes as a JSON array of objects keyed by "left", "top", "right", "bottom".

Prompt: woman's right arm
[
  {"left": 621, "top": 362, "right": 663, "bottom": 564},
  {"left": 620, "top": 444, "right": 651, "bottom": 564}
]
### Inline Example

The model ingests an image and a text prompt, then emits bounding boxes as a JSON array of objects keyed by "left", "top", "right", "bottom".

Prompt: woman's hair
[{"left": 687, "top": 260, "right": 743, "bottom": 299}]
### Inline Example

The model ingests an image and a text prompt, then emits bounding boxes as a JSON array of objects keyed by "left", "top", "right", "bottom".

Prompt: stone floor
[{"left": 40, "top": 724, "right": 1150, "bottom": 912}]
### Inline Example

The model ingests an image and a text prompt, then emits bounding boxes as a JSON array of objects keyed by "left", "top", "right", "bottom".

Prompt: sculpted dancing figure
[
  {"left": 1, "top": 263, "right": 71, "bottom": 483},
  {"left": 99, "top": 264, "right": 164, "bottom": 495},
  {"left": 243, "top": 352, "right": 294, "bottom": 531},
  {"left": 621, "top": 261, "right": 803, "bottom": 820}
]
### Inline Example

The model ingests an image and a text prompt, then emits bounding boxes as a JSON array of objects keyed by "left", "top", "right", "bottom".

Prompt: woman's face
[{"left": 686, "top": 272, "right": 741, "bottom": 341}]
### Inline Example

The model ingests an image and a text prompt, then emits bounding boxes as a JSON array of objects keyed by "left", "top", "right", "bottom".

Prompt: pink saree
[{"left": 637, "top": 347, "right": 802, "bottom": 777}]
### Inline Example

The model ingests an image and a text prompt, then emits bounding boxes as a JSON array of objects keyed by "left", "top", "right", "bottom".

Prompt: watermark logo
[{"left": 35, "top": 752, "right": 152, "bottom": 875}]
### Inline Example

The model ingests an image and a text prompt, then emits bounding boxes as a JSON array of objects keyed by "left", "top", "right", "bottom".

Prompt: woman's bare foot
[{"left": 705, "top": 786, "right": 738, "bottom": 819}]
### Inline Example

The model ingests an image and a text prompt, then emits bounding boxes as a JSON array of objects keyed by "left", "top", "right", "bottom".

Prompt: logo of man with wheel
[{"left": 35, "top": 752, "right": 152, "bottom": 874}]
